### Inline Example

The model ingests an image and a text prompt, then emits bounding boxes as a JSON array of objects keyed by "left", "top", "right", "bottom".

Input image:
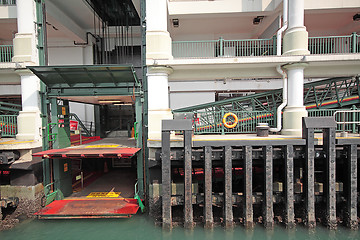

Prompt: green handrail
[
  {"left": 41, "top": 182, "right": 64, "bottom": 207},
  {"left": 134, "top": 181, "right": 145, "bottom": 213},
  {"left": 0, "top": 45, "right": 13, "bottom": 62},
  {"left": 47, "top": 122, "right": 57, "bottom": 142},
  {"left": 134, "top": 121, "right": 138, "bottom": 140},
  {"left": 0, "top": 115, "right": 17, "bottom": 137}
]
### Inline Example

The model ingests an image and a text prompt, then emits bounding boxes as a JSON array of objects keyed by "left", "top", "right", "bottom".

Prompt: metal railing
[
  {"left": 334, "top": 109, "right": 360, "bottom": 133},
  {"left": 190, "top": 110, "right": 274, "bottom": 134},
  {"left": 308, "top": 34, "right": 357, "bottom": 54},
  {"left": 69, "top": 113, "right": 92, "bottom": 136},
  {"left": 172, "top": 33, "right": 360, "bottom": 58},
  {"left": 173, "top": 37, "right": 276, "bottom": 58},
  {"left": 0, "top": 0, "right": 16, "bottom": 5},
  {"left": 0, "top": 45, "right": 13, "bottom": 62},
  {"left": 185, "top": 108, "right": 360, "bottom": 135},
  {"left": 0, "top": 115, "right": 17, "bottom": 137}
]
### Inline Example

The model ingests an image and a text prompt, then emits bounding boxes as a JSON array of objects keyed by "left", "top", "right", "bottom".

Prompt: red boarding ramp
[
  {"left": 35, "top": 198, "right": 139, "bottom": 219},
  {"left": 33, "top": 147, "right": 140, "bottom": 159}
]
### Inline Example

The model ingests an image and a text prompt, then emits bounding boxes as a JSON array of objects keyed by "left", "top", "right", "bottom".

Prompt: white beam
[{"left": 152, "top": 54, "right": 360, "bottom": 80}]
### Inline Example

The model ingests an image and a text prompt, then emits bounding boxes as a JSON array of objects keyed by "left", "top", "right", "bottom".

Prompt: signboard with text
[{"left": 70, "top": 120, "right": 79, "bottom": 131}]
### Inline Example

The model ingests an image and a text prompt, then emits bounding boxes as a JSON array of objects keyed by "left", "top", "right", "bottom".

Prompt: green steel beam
[
  {"left": 141, "top": 0, "right": 149, "bottom": 201},
  {"left": 175, "top": 76, "right": 358, "bottom": 113},
  {"left": 50, "top": 98, "right": 71, "bottom": 149},
  {"left": 176, "top": 76, "right": 360, "bottom": 135},
  {"left": 45, "top": 82, "right": 138, "bottom": 88},
  {"left": 135, "top": 95, "right": 144, "bottom": 198},
  {"left": 94, "top": 105, "right": 102, "bottom": 137},
  {"left": 47, "top": 88, "right": 141, "bottom": 97},
  {"left": 0, "top": 106, "right": 20, "bottom": 114}
]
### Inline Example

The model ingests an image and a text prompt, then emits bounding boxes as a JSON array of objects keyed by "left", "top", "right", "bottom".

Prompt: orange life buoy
[{"left": 222, "top": 112, "right": 238, "bottom": 129}]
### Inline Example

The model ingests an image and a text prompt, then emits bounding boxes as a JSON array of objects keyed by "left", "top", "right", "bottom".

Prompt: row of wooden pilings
[{"left": 160, "top": 117, "right": 359, "bottom": 230}]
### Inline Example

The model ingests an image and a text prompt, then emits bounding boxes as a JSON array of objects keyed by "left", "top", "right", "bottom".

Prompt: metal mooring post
[
  {"left": 323, "top": 123, "right": 337, "bottom": 229},
  {"left": 161, "top": 119, "right": 193, "bottom": 230},
  {"left": 336, "top": 134, "right": 358, "bottom": 229},
  {"left": 284, "top": 144, "right": 295, "bottom": 228},
  {"left": 244, "top": 145, "right": 253, "bottom": 228},
  {"left": 302, "top": 118, "right": 316, "bottom": 228},
  {"left": 263, "top": 145, "right": 274, "bottom": 229},
  {"left": 224, "top": 146, "right": 233, "bottom": 228},
  {"left": 161, "top": 126, "right": 171, "bottom": 230},
  {"left": 346, "top": 144, "right": 358, "bottom": 229},
  {"left": 204, "top": 146, "right": 213, "bottom": 228}
]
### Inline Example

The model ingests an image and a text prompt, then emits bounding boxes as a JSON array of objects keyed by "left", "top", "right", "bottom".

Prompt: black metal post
[
  {"left": 224, "top": 146, "right": 233, "bottom": 228},
  {"left": 347, "top": 144, "right": 358, "bottom": 229},
  {"left": 285, "top": 145, "right": 295, "bottom": 228},
  {"left": 324, "top": 127, "right": 337, "bottom": 229},
  {"left": 204, "top": 146, "right": 213, "bottom": 228},
  {"left": 184, "top": 130, "right": 193, "bottom": 229},
  {"left": 304, "top": 127, "right": 316, "bottom": 227},
  {"left": 161, "top": 130, "right": 171, "bottom": 230},
  {"left": 244, "top": 146, "right": 253, "bottom": 228},
  {"left": 263, "top": 145, "right": 274, "bottom": 228}
]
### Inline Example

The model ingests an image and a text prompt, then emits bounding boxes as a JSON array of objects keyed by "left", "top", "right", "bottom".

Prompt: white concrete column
[
  {"left": 12, "top": 0, "right": 38, "bottom": 63},
  {"left": 281, "top": 0, "right": 309, "bottom": 136},
  {"left": 21, "top": 74, "right": 40, "bottom": 112},
  {"left": 146, "top": 0, "right": 172, "bottom": 60},
  {"left": 282, "top": 0, "right": 309, "bottom": 56},
  {"left": 287, "top": 67, "right": 304, "bottom": 107},
  {"left": 147, "top": 66, "right": 173, "bottom": 139},
  {"left": 17, "top": 0, "right": 36, "bottom": 33},
  {"left": 16, "top": 71, "right": 42, "bottom": 141},
  {"left": 282, "top": 64, "right": 308, "bottom": 136},
  {"left": 288, "top": 0, "right": 304, "bottom": 30}
]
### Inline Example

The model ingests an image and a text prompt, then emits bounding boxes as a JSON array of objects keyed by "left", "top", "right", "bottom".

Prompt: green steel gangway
[
  {"left": 173, "top": 76, "right": 360, "bottom": 134},
  {"left": 0, "top": 101, "right": 21, "bottom": 115}
]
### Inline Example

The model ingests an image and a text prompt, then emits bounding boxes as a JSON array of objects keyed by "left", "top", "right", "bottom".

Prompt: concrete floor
[{"left": 70, "top": 168, "right": 137, "bottom": 199}]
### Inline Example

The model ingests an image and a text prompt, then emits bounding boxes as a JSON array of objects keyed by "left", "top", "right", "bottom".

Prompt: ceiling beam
[{"left": 46, "top": 1, "right": 87, "bottom": 42}]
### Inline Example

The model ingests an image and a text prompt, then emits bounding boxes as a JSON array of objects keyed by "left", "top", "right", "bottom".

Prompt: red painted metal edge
[
  {"left": 35, "top": 198, "right": 139, "bottom": 219},
  {"left": 33, "top": 147, "right": 140, "bottom": 159}
]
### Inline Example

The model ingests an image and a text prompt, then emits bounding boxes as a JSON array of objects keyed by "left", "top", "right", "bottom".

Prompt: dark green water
[{"left": 1, "top": 216, "right": 360, "bottom": 240}]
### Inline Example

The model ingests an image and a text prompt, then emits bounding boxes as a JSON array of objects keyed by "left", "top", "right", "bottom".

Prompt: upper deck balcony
[{"left": 172, "top": 33, "right": 360, "bottom": 59}]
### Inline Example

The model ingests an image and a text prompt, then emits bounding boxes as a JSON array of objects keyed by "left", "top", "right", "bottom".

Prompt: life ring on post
[{"left": 222, "top": 112, "right": 238, "bottom": 129}]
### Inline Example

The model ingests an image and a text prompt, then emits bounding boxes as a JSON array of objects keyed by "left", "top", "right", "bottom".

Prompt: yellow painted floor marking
[
  {"left": 0, "top": 140, "right": 34, "bottom": 145},
  {"left": 85, "top": 144, "right": 119, "bottom": 148},
  {"left": 193, "top": 137, "right": 302, "bottom": 141},
  {"left": 86, "top": 192, "right": 121, "bottom": 198}
]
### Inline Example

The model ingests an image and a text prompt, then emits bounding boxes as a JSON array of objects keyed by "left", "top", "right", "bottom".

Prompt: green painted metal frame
[
  {"left": 0, "top": 101, "right": 21, "bottom": 115},
  {"left": 32, "top": 0, "right": 147, "bottom": 201},
  {"left": 140, "top": 0, "right": 148, "bottom": 200},
  {"left": 175, "top": 76, "right": 360, "bottom": 134}
]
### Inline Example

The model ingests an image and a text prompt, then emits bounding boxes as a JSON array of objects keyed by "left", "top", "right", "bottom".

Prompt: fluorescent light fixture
[
  {"left": 98, "top": 100, "right": 123, "bottom": 104},
  {"left": 114, "top": 103, "right": 133, "bottom": 106}
]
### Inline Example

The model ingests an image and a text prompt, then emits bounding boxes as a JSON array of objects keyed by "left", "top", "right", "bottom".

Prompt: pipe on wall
[
  {"left": 270, "top": 65, "right": 287, "bottom": 132},
  {"left": 276, "top": 0, "right": 288, "bottom": 56}
]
